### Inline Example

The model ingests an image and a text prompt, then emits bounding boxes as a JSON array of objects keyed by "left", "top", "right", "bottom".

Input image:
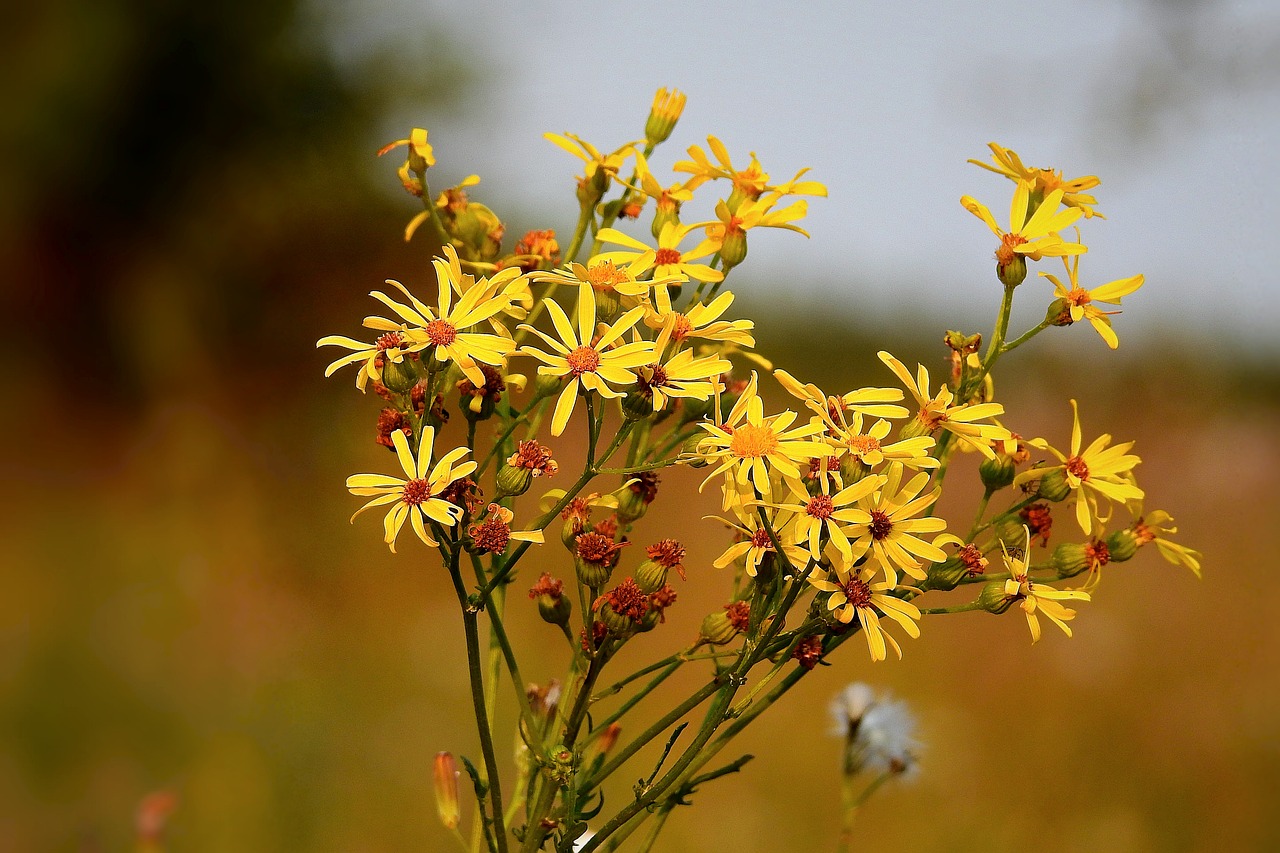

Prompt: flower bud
[
  {"left": 697, "top": 609, "right": 740, "bottom": 645},
  {"left": 994, "top": 514, "right": 1026, "bottom": 552},
  {"left": 977, "top": 581, "right": 1015, "bottom": 614},
  {"left": 1050, "top": 542, "right": 1090, "bottom": 579},
  {"left": 997, "top": 254, "right": 1027, "bottom": 288},
  {"left": 451, "top": 202, "right": 505, "bottom": 263},
  {"left": 433, "top": 752, "right": 460, "bottom": 830},
  {"left": 1105, "top": 528, "right": 1139, "bottom": 563},
  {"left": 1035, "top": 469, "right": 1072, "bottom": 503},
  {"left": 621, "top": 388, "right": 655, "bottom": 422},
  {"left": 651, "top": 206, "right": 681, "bottom": 241},
  {"left": 922, "top": 554, "right": 967, "bottom": 592},
  {"left": 634, "top": 559, "right": 667, "bottom": 594},
  {"left": 680, "top": 433, "right": 710, "bottom": 467},
  {"left": 496, "top": 463, "right": 534, "bottom": 498},
  {"left": 380, "top": 356, "right": 419, "bottom": 394},
  {"left": 575, "top": 554, "right": 613, "bottom": 589},
  {"left": 898, "top": 415, "right": 934, "bottom": 441},
  {"left": 718, "top": 227, "right": 748, "bottom": 271},
  {"left": 979, "top": 454, "right": 1016, "bottom": 491},
  {"left": 645, "top": 88, "right": 686, "bottom": 146},
  {"left": 597, "top": 600, "right": 638, "bottom": 637},
  {"left": 1046, "top": 296, "right": 1075, "bottom": 327},
  {"left": 534, "top": 373, "right": 564, "bottom": 399},
  {"left": 530, "top": 574, "right": 571, "bottom": 627}
]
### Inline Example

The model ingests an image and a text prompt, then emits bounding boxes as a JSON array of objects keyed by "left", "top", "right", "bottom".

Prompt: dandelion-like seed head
[{"left": 829, "top": 683, "right": 920, "bottom": 777}]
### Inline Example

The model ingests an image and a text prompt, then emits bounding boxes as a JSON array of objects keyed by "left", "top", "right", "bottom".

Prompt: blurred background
[{"left": 2, "top": 0, "right": 1277, "bottom": 850}]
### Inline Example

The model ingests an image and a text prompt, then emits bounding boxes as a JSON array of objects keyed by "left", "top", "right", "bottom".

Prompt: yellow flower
[
  {"left": 317, "top": 327, "right": 422, "bottom": 392},
  {"left": 877, "top": 351, "right": 1010, "bottom": 458},
  {"left": 837, "top": 463, "right": 951, "bottom": 581},
  {"left": 833, "top": 412, "right": 939, "bottom": 473},
  {"left": 645, "top": 87, "right": 687, "bottom": 145},
  {"left": 673, "top": 136, "right": 827, "bottom": 205},
  {"left": 1000, "top": 526, "right": 1090, "bottom": 642},
  {"left": 1124, "top": 495, "right": 1202, "bottom": 578},
  {"left": 632, "top": 345, "right": 731, "bottom": 413},
  {"left": 346, "top": 428, "right": 476, "bottom": 552},
  {"left": 808, "top": 564, "right": 922, "bottom": 662},
  {"left": 644, "top": 291, "right": 756, "bottom": 350},
  {"left": 773, "top": 471, "right": 886, "bottom": 565},
  {"left": 544, "top": 132, "right": 640, "bottom": 194},
  {"left": 1041, "top": 250, "right": 1144, "bottom": 349},
  {"left": 969, "top": 143, "right": 1103, "bottom": 219},
  {"left": 377, "top": 128, "right": 435, "bottom": 196},
  {"left": 774, "top": 369, "right": 909, "bottom": 425},
  {"left": 432, "top": 245, "right": 533, "bottom": 330},
  {"left": 364, "top": 276, "right": 517, "bottom": 388},
  {"left": 594, "top": 222, "right": 723, "bottom": 311},
  {"left": 710, "top": 508, "right": 809, "bottom": 577},
  {"left": 1014, "top": 400, "right": 1144, "bottom": 535},
  {"left": 532, "top": 257, "right": 683, "bottom": 315},
  {"left": 695, "top": 372, "right": 830, "bottom": 500},
  {"left": 517, "top": 282, "right": 654, "bottom": 436},
  {"left": 960, "top": 185, "right": 1086, "bottom": 276}
]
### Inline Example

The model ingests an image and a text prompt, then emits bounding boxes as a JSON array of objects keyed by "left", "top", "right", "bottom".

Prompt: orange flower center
[
  {"left": 566, "top": 345, "right": 601, "bottom": 376},
  {"left": 848, "top": 434, "right": 881, "bottom": 458},
  {"left": 869, "top": 509, "right": 894, "bottom": 540},
  {"left": 806, "top": 494, "right": 835, "bottom": 520},
  {"left": 669, "top": 314, "right": 694, "bottom": 342},
  {"left": 1065, "top": 455, "right": 1090, "bottom": 481},
  {"left": 586, "top": 260, "right": 631, "bottom": 290},
  {"left": 402, "top": 478, "right": 432, "bottom": 506},
  {"left": 749, "top": 528, "right": 773, "bottom": 549},
  {"left": 728, "top": 423, "right": 779, "bottom": 459},
  {"left": 841, "top": 576, "right": 873, "bottom": 609},
  {"left": 1066, "top": 286, "right": 1091, "bottom": 307},
  {"left": 376, "top": 331, "right": 405, "bottom": 351},
  {"left": 654, "top": 247, "right": 682, "bottom": 266},
  {"left": 424, "top": 319, "right": 458, "bottom": 347},
  {"left": 995, "top": 233, "right": 1028, "bottom": 267}
]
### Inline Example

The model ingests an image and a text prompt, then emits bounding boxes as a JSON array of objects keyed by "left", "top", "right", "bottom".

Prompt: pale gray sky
[{"left": 321, "top": 0, "right": 1280, "bottom": 353}]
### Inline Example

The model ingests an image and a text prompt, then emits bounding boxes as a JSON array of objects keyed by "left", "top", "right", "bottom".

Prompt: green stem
[{"left": 563, "top": 203, "right": 593, "bottom": 265}]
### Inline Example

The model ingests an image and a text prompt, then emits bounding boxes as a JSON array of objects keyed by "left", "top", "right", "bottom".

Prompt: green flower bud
[
  {"left": 697, "top": 610, "right": 739, "bottom": 646},
  {"left": 538, "top": 592, "right": 571, "bottom": 627},
  {"left": 495, "top": 463, "right": 534, "bottom": 498},
  {"left": 381, "top": 356, "right": 419, "bottom": 394},
  {"left": 451, "top": 202, "right": 504, "bottom": 263},
  {"left": 535, "top": 373, "right": 564, "bottom": 398},
  {"left": 615, "top": 485, "right": 650, "bottom": 525},
  {"left": 597, "top": 600, "right": 637, "bottom": 636},
  {"left": 634, "top": 559, "right": 667, "bottom": 594},
  {"left": 1105, "top": 528, "right": 1139, "bottom": 563},
  {"left": 575, "top": 555, "right": 613, "bottom": 589},
  {"left": 680, "top": 433, "right": 710, "bottom": 467},
  {"left": 979, "top": 455, "right": 1016, "bottom": 491},
  {"left": 922, "top": 554, "right": 967, "bottom": 592},
  {"left": 977, "top": 580, "right": 1015, "bottom": 615},
  {"left": 651, "top": 206, "right": 680, "bottom": 241},
  {"left": 997, "top": 254, "right": 1027, "bottom": 288},
  {"left": 1046, "top": 296, "right": 1075, "bottom": 327},
  {"left": 1036, "top": 469, "right": 1072, "bottom": 503},
  {"left": 1051, "top": 542, "right": 1090, "bottom": 579},
  {"left": 719, "top": 227, "right": 748, "bottom": 270},
  {"left": 644, "top": 88, "right": 686, "bottom": 146},
  {"left": 898, "top": 416, "right": 934, "bottom": 441},
  {"left": 621, "top": 388, "right": 655, "bottom": 422}
]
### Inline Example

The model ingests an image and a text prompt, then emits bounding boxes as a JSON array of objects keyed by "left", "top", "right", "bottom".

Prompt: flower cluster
[{"left": 319, "top": 91, "right": 1198, "bottom": 853}]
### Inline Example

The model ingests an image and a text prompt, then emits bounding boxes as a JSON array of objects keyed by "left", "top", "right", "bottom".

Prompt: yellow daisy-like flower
[
  {"left": 364, "top": 276, "right": 516, "bottom": 388},
  {"left": 346, "top": 428, "right": 476, "bottom": 552},
  {"left": 703, "top": 196, "right": 812, "bottom": 244},
  {"left": 709, "top": 508, "right": 808, "bottom": 578},
  {"left": 833, "top": 412, "right": 939, "bottom": 473},
  {"left": 1041, "top": 251, "right": 1144, "bottom": 350},
  {"left": 517, "top": 282, "right": 654, "bottom": 436},
  {"left": 960, "top": 185, "right": 1086, "bottom": 275},
  {"left": 673, "top": 136, "right": 827, "bottom": 204},
  {"left": 808, "top": 564, "right": 922, "bottom": 662},
  {"left": 1015, "top": 400, "right": 1144, "bottom": 536},
  {"left": 839, "top": 464, "right": 951, "bottom": 581},
  {"left": 377, "top": 127, "right": 435, "bottom": 196},
  {"left": 544, "top": 131, "right": 640, "bottom": 189},
  {"left": 644, "top": 291, "right": 756, "bottom": 350},
  {"left": 877, "top": 352, "right": 1010, "bottom": 458},
  {"left": 531, "top": 257, "right": 683, "bottom": 316},
  {"left": 632, "top": 344, "right": 731, "bottom": 413},
  {"left": 773, "top": 471, "right": 886, "bottom": 565},
  {"left": 594, "top": 222, "right": 723, "bottom": 311},
  {"left": 1130, "top": 508, "right": 1202, "bottom": 578},
  {"left": 317, "top": 327, "right": 423, "bottom": 392},
  {"left": 1000, "top": 526, "right": 1090, "bottom": 642},
  {"left": 968, "top": 142, "right": 1103, "bottom": 219},
  {"left": 695, "top": 372, "right": 830, "bottom": 501},
  {"left": 432, "top": 245, "right": 533, "bottom": 331}
]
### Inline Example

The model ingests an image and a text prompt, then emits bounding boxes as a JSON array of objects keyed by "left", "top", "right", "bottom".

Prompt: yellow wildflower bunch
[{"left": 317, "top": 95, "right": 1197, "bottom": 852}]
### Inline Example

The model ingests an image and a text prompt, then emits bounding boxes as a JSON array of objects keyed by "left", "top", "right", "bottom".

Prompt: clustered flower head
[{"left": 318, "top": 96, "right": 1198, "bottom": 852}]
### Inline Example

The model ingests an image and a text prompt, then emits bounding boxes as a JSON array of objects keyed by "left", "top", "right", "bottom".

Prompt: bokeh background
[{"left": 2, "top": 0, "right": 1278, "bottom": 850}]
